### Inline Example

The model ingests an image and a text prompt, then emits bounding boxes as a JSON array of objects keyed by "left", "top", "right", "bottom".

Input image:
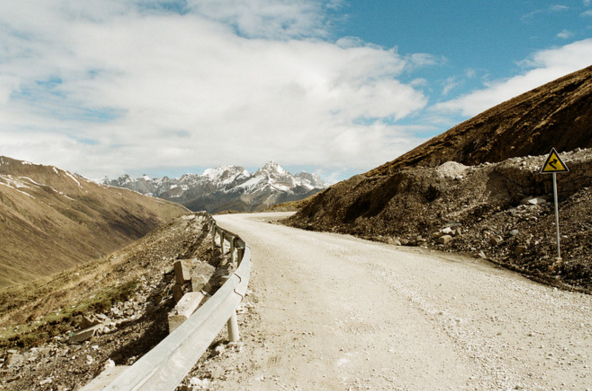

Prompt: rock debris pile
[{"left": 288, "top": 148, "right": 592, "bottom": 292}]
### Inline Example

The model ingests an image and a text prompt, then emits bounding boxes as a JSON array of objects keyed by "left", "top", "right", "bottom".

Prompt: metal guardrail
[{"left": 101, "top": 213, "right": 250, "bottom": 391}]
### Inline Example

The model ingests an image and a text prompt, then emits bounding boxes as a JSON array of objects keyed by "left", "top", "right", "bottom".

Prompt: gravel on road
[{"left": 186, "top": 212, "right": 592, "bottom": 391}]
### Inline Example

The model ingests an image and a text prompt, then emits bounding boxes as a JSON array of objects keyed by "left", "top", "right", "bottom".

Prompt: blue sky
[{"left": 1, "top": 1, "right": 592, "bottom": 182}]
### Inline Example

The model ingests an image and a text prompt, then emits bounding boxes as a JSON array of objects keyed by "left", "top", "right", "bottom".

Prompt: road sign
[
  {"left": 540, "top": 148, "right": 569, "bottom": 174},
  {"left": 539, "top": 147, "right": 569, "bottom": 263}
]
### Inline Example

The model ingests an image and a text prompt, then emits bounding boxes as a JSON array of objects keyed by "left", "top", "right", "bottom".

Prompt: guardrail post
[
  {"left": 227, "top": 310, "right": 240, "bottom": 342},
  {"left": 211, "top": 224, "right": 217, "bottom": 246},
  {"left": 237, "top": 246, "right": 245, "bottom": 265},
  {"left": 230, "top": 238, "right": 237, "bottom": 268},
  {"left": 220, "top": 231, "right": 225, "bottom": 253},
  {"left": 220, "top": 273, "right": 241, "bottom": 342}
]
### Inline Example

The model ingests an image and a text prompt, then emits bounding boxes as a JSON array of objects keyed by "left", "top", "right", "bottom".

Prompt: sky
[{"left": 2, "top": 1, "right": 592, "bottom": 183}]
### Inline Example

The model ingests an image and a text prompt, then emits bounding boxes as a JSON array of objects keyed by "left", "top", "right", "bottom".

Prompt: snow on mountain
[{"left": 103, "top": 162, "right": 328, "bottom": 213}]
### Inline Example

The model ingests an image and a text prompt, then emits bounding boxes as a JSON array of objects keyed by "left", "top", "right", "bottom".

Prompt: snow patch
[
  {"left": 0, "top": 181, "right": 34, "bottom": 198},
  {"left": 21, "top": 177, "right": 45, "bottom": 187},
  {"left": 237, "top": 176, "right": 264, "bottom": 189},
  {"left": 58, "top": 191, "right": 76, "bottom": 201},
  {"left": 65, "top": 172, "right": 82, "bottom": 188}
]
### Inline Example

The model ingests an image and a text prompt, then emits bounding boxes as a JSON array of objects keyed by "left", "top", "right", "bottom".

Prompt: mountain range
[{"left": 103, "top": 161, "right": 328, "bottom": 213}]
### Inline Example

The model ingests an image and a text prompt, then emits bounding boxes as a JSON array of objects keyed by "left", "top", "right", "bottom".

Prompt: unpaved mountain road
[{"left": 207, "top": 212, "right": 591, "bottom": 391}]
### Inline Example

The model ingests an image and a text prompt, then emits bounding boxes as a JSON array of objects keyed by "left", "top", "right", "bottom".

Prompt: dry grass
[
  {"left": 0, "top": 156, "right": 189, "bottom": 287},
  {"left": 0, "top": 214, "right": 212, "bottom": 349},
  {"left": 0, "top": 251, "right": 141, "bottom": 349}
]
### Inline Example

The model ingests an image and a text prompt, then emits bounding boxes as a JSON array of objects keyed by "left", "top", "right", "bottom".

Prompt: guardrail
[{"left": 100, "top": 213, "right": 250, "bottom": 391}]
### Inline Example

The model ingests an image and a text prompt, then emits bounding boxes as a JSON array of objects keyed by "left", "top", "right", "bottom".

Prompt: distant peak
[
  {"left": 260, "top": 161, "right": 286, "bottom": 175},
  {"left": 203, "top": 165, "right": 248, "bottom": 182}
]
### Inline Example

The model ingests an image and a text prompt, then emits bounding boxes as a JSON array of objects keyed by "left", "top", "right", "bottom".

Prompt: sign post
[{"left": 540, "top": 148, "right": 569, "bottom": 262}]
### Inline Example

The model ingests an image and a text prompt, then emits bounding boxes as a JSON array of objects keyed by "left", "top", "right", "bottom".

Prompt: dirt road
[{"left": 201, "top": 212, "right": 591, "bottom": 391}]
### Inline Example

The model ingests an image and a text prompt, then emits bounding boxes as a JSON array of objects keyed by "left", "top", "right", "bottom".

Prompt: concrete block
[
  {"left": 79, "top": 366, "right": 130, "bottom": 391},
  {"left": 79, "top": 314, "right": 101, "bottom": 330},
  {"left": 69, "top": 324, "right": 103, "bottom": 344},
  {"left": 174, "top": 260, "right": 193, "bottom": 285},
  {"left": 168, "top": 292, "right": 205, "bottom": 333},
  {"left": 173, "top": 283, "right": 186, "bottom": 304},
  {"left": 191, "top": 274, "right": 209, "bottom": 293}
]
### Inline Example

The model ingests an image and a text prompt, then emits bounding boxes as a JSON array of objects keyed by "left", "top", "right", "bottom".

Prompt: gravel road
[{"left": 203, "top": 212, "right": 591, "bottom": 391}]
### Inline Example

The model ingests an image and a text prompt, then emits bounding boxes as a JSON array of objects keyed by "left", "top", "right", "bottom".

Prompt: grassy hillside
[{"left": 0, "top": 156, "right": 189, "bottom": 286}]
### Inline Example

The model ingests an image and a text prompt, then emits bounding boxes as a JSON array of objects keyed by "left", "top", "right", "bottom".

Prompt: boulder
[
  {"left": 514, "top": 245, "right": 528, "bottom": 256},
  {"left": 437, "top": 235, "right": 453, "bottom": 244},
  {"left": 522, "top": 197, "right": 547, "bottom": 206},
  {"left": 490, "top": 235, "right": 504, "bottom": 246}
]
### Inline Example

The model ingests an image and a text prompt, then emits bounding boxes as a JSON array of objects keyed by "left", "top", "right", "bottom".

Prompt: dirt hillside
[
  {"left": 0, "top": 156, "right": 189, "bottom": 286},
  {"left": 0, "top": 214, "right": 227, "bottom": 390},
  {"left": 369, "top": 64, "right": 592, "bottom": 175},
  {"left": 287, "top": 65, "right": 592, "bottom": 293}
]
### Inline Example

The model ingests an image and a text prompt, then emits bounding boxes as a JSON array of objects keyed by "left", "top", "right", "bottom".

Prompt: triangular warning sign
[{"left": 540, "top": 148, "right": 569, "bottom": 174}]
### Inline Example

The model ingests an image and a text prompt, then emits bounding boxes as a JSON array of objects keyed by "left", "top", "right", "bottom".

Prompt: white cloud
[
  {"left": 441, "top": 76, "right": 460, "bottom": 96},
  {"left": 0, "top": 0, "right": 430, "bottom": 179},
  {"left": 434, "top": 38, "right": 592, "bottom": 117},
  {"left": 550, "top": 5, "right": 569, "bottom": 12},
  {"left": 522, "top": 4, "right": 569, "bottom": 22},
  {"left": 557, "top": 29, "right": 574, "bottom": 39},
  {"left": 185, "top": 0, "right": 333, "bottom": 39}
]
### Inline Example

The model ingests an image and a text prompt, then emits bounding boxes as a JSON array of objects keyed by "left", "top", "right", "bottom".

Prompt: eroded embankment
[{"left": 287, "top": 148, "right": 592, "bottom": 292}]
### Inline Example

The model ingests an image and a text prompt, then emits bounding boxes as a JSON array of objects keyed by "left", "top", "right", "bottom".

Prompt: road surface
[{"left": 204, "top": 212, "right": 591, "bottom": 391}]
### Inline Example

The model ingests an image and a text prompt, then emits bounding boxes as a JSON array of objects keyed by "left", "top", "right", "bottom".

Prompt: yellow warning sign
[{"left": 540, "top": 148, "right": 569, "bottom": 174}]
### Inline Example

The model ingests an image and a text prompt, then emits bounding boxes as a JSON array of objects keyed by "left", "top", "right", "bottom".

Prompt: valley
[{"left": 0, "top": 157, "right": 188, "bottom": 287}]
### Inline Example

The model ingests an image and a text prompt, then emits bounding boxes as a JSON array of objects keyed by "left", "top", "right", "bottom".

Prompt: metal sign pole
[
  {"left": 552, "top": 172, "right": 561, "bottom": 261},
  {"left": 540, "top": 147, "right": 568, "bottom": 263}
]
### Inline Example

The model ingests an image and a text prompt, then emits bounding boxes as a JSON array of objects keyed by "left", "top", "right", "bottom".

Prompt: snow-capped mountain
[{"left": 103, "top": 162, "right": 328, "bottom": 213}]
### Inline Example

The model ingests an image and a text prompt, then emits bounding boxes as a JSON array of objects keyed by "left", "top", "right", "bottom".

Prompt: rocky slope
[
  {"left": 287, "top": 65, "right": 592, "bottom": 293},
  {"left": 0, "top": 156, "right": 189, "bottom": 287},
  {"left": 103, "top": 162, "right": 327, "bottom": 214},
  {"left": 0, "top": 214, "right": 229, "bottom": 390}
]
